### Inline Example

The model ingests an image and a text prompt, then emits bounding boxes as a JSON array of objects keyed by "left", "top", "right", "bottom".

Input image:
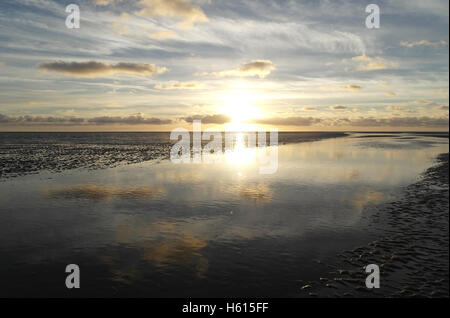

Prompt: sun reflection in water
[{"left": 224, "top": 133, "right": 257, "bottom": 174}]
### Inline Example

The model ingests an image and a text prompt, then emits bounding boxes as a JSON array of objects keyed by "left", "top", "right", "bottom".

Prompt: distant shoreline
[{"left": 0, "top": 131, "right": 448, "bottom": 134}]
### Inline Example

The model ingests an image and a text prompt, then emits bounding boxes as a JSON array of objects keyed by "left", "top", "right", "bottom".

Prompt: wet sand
[
  {"left": 0, "top": 132, "right": 346, "bottom": 180},
  {"left": 0, "top": 132, "right": 447, "bottom": 297},
  {"left": 298, "top": 153, "right": 449, "bottom": 298},
  {"left": 0, "top": 143, "right": 172, "bottom": 179}
]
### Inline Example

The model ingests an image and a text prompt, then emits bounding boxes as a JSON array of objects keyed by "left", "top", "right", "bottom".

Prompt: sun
[{"left": 219, "top": 90, "right": 262, "bottom": 129}]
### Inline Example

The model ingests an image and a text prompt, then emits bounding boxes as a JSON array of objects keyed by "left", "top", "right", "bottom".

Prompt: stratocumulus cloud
[
  {"left": 0, "top": 114, "right": 84, "bottom": 124},
  {"left": 182, "top": 114, "right": 232, "bottom": 124},
  {"left": 320, "top": 85, "right": 362, "bottom": 92},
  {"left": 330, "top": 105, "right": 348, "bottom": 110},
  {"left": 0, "top": 114, "right": 171, "bottom": 125},
  {"left": 1, "top": 113, "right": 448, "bottom": 129},
  {"left": 39, "top": 61, "right": 167, "bottom": 78},
  {"left": 199, "top": 60, "right": 276, "bottom": 79},
  {"left": 248, "top": 116, "right": 322, "bottom": 126},
  {"left": 334, "top": 116, "right": 449, "bottom": 127},
  {"left": 248, "top": 115, "right": 449, "bottom": 128},
  {"left": 88, "top": 115, "right": 172, "bottom": 125}
]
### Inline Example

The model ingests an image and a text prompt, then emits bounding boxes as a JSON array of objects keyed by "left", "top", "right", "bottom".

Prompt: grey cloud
[
  {"left": 39, "top": 61, "right": 167, "bottom": 78},
  {"left": 320, "top": 85, "right": 362, "bottom": 92},
  {"left": 0, "top": 114, "right": 171, "bottom": 125},
  {"left": 335, "top": 116, "right": 449, "bottom": 127},
  {"left": 182, "top": 114, "right": 232, "bottom": 124},
  {"left": 248, "top": 116, "right": 322, "bottom": 126},
  {"left": 0, "top": 114, "right": 84, "bottom": 124},
  {"left": 246, "top": 115, "right": 448, "bottom": 128},
  {"left": 331, "top": 105, "right": 347, "bottom": 110},
  {"left": 88, "top": 114, "right": 172, "bottom": 125}
]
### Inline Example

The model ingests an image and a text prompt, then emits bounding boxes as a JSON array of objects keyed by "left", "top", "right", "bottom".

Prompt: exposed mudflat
[
  {"left": 0, "top": 143, "right": 172, "bottom": 179},
  {"left": 299, "top": 153, "right": 449, "bottom": 298},
  {"left": 0, "top": 132, "right": 347, "bottom": 180}
]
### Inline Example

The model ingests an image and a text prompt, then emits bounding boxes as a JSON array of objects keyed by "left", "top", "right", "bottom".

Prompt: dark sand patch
[
  {"left": 298, "top": 153, "right": 449, "bottom": 298},
  {"left": 0, "top": 132, "right": 347, "bottom": 180},
  {"left": 0, "top": 143, "right": 172, "bottom": 180}
]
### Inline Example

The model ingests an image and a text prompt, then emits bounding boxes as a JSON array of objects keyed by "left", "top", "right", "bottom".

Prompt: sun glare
[
  {"left": 223, "top": 94, "right": 259, "bottom": 123},
  {"left": 219, "top": 87, "right": 263, "bottom": 131}
]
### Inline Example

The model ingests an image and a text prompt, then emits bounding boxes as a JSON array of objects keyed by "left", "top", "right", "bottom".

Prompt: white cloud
[
  {"left": 137, "top": 0, "right": 209, "bottom": 28},
  {"left": 198, "top": 60, "right": 275, "bottom": 78}
]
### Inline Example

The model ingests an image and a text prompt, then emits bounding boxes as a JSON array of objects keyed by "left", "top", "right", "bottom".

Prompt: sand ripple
[{"left": 299, "top": 153, "right": 449, "bottom": 298}]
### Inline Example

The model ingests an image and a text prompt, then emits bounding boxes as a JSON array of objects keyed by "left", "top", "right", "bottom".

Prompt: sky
[{"left": 0, "top": 0, "right": 448, "bottom": 131}]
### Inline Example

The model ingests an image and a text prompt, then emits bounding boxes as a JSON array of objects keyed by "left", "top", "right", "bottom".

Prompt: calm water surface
[{"left": 0, "top": 133, "right": 448, "bottom": 297}]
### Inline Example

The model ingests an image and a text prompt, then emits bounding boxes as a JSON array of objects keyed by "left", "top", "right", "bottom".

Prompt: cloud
[
  {"left": 111, "top": 23, "right": 130, "bottom": 35},
  {"left": 247, "top": 115, "right": 449, "bottom": 128},
  {"left": 432, "top": 89, "right": 449, "bottom": 98},
  {"left": 150, "top": 30, "right": 179, "bottom": 40},
  {"left": 303, "top": 107, "right": 316, "bottom": 111},
  {"left": 249, "top": 116, "right": 321, "bottom": 126},
  {"left": 0, "top": 114, "right": 84, "bottom": 124},
  {"left": 93, "top": 0, "right": 117, "bottom": 5},
  {"left": 137, "top": 0, "right": 209, "bottom": 28},
  {"left": 385, "top": 92, "right": 396, "bottom": 96},
  {"left": 39, "top": 61, "right": 167, "bottom": 78},
  {"left": 400, "top": 40, "right": 448, "bottom": 48},
  {"left": 199, "top": 60, "right": 276, "bottom": 79},
  {"left": 88, "top": 114, "right": 172, "bottom": 125},
  {"left": 0, "top": 114, "right": 171, "bottom": 125},
  {"left": 110, "top": 13, "right": 132, "bottom": 35},
  {"left": 412, "top": 100, "right": 438, "bottom": 107},
  {"left": 343, "top": 54, "right": 396, "bottom": 71},
  {"left": 386, "top": 106, "right": 413, "bottom": 113},
  {"left": 437, "top": 105, "right": 449, "bottom": 111},
  {"left": 320, "top": 85, "right": 362, "bottom": 92},
  {"left": 330, "top": 105, "right": 347, "bottom": 110},
  {"left": 182, "top": 114, "right": 232, "bottom": 124},
  {"left": 336, "top": 116, "right": 449, "bottom": 127},
  {"left": 155, "top": 81, "right": 203, "bottom": 89}
]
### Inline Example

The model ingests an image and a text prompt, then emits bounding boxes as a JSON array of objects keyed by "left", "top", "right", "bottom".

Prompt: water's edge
[{"left": 297, "top": 153, "right": 449, "bottom": 298}]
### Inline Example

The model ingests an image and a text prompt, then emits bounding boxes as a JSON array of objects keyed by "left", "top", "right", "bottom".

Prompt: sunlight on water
[
  {"left": 224, "top": 133, "right": 256, "bottom": 168},
  {"left": 0, "top": 133, "right": 448, "bottom": 296}
]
